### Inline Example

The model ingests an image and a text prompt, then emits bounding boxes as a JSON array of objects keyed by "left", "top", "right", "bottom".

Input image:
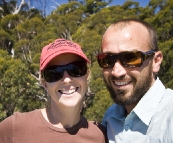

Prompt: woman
[{"left": 0, "top": 38, "right": 107, "bottom": 143}]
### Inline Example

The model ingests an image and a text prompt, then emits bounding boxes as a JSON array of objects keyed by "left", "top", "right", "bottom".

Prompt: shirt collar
[
  {"left": 113, "top": 104, "right": 126, "bottom": 120},
  {"left": 133, "top": 78, "right": 165, "bottom": 126}
]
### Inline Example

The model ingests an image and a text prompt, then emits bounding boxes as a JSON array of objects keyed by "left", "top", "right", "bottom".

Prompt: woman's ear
[
  {"left": 153, "top": 51, "right": 163, "bottom": 73},
  {"left": 86, "top": 68, "right": 91, "bottom": 81},
  {"left": 41, "top": 78, "right": 48, "bottom": 91}
]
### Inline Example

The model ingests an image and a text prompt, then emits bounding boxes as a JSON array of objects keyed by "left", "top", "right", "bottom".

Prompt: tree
[
  {"left": 153, "top": 0, "right": 173, "bottom": 42},
  {"left": 158, "top": 40, "right": 173, "bottom": 89},
  {"left": 0, "top": 50, "right": 46, "bottom": 121},
  {"left": 84, "top": 89, "right": 113, "bottom": 122},
  {"left": 0, "top": 0, "right": 48, "bottom": 18},
  {"left": 0, "top": 29, "right": 10, "bottom": 50},
  {"left": 0, "top": 0, "right": 28, "bottom": 17},
  {"left": 84, "top": 0, "right": 112, "bottom": 16}
]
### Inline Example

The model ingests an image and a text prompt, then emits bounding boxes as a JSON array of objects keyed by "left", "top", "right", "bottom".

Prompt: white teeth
[
  {"left": 114, "top": 81, "right": 130, "bottom": 86},
  {"left": 59, "top": 88, "right": 77, "bottom": 94}
]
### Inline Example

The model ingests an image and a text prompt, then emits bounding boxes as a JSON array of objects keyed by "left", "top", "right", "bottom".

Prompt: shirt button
[{"left": 125, "top": 125, "right": 129, "bottom": 130}]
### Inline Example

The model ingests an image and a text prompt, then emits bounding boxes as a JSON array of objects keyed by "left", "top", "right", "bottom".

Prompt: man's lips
[{"left": 113, "top": 81, "right": 131, "bottom": 86}]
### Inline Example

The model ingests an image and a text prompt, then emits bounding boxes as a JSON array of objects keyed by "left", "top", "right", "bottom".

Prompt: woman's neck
[{"left": 41, "top": 106, "right": 81, "bottom": 128}]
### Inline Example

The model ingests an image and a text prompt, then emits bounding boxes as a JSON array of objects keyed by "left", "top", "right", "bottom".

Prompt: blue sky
[
  {"left": 110, "top": 0, "right": 150, "bottom": 7},
  {"left": 49, "top": 0, "right": 150, "bottom": 7},
  {"left": 47, "top": 0, "right": 150, "bottom": 15}
]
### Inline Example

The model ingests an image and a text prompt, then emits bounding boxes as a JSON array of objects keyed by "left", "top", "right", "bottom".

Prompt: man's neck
[{"left": 125, "top": 103, "right": 137, "bottom": 115}]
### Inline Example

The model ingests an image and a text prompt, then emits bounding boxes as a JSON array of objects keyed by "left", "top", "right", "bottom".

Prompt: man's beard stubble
[{"left": 103, "top": 64, "right": 153, "bottom": 106}]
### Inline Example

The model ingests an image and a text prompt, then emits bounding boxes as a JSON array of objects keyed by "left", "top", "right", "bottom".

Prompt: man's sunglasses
[
  {"left": 97, "top": 49, "right": 156, "bottom": 68},
  {"left": 43, "top": 61, "right": 87, "bottom": 83}
]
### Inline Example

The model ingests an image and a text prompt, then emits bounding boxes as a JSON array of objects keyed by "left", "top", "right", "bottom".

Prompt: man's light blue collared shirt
[{"left": 102, "top": 78, "right": 173, "bottom": 143}]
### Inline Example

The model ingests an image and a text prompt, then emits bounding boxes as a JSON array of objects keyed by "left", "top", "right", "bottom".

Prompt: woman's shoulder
[
  {"left": 13, "top": 109, "right": 40, "bottom": 117},
  {"left": 0, "top": 109, "right": 41, "bottom": 127}
]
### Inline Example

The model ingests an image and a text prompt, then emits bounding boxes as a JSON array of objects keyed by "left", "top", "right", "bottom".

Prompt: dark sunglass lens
[
  {"left": 43, "top": 61, "right": 87, "bottom": 82},
  {"left": 68, "top": 61, "right": 87, "bottom": 77},
  {"left": 121, "top": 52, "right": 142, "bottom": 67},
  {"left": 43, "top": 67, "right": 63, "bottom": 82},
  {"left": 97, "top": 54, "right": 107, "bottom": 68},
  {"left": 106, "top": 55, "right": 116, "bottom": 66},
  {"left": 97, "top": 54, "right": 115, "bottom": 68}
]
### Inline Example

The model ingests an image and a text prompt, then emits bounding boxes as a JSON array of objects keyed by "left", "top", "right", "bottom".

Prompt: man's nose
[{"left": 111, "top": 61, "right": 127, "bottom": 77}]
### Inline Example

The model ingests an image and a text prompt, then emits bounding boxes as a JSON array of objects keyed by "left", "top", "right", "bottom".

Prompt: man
[{"left": 97, "top": 19, "right": 173, "bottom": 143}]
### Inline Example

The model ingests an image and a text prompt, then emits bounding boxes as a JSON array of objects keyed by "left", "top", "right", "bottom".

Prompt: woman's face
[{"left": 42, "top": 53, "right": 88, "bottom": 109}]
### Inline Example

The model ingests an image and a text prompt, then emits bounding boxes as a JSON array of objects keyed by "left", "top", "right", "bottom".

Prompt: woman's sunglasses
[
  {"left": 43, "top": 61, "right": 87, "bottom": 83},
  {"left": 97, "top": 49, "right": 156, "bottom": 68}
]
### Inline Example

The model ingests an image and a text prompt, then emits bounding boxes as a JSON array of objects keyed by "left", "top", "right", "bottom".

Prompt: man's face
[{"left": 102, "top": 23, "right": 155, "bottom": 106}]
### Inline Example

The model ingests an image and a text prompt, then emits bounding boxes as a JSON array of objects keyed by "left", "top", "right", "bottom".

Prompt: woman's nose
[{"left": 61, "top": 70, "right": 73, "bottom": 84}]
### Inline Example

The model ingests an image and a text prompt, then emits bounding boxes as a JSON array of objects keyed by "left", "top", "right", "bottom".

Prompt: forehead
[
  {"left": 102, "top": 23, "right": 150, "bottom": 53},
  {"left": 47, "top": 53, "right": 83, "bottom": 66}
]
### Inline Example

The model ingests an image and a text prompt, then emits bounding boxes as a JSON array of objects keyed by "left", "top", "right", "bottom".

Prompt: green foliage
[
  {"left": 84, "top": 0, "right": 108, "bottom": 15},
  {"left": 89, "top": 61, "right": 105, "bottom": 93},
  {"left": 75, "top": 29, "right": 102, "bottom": 63},
  {"left": 84, "top": 89, "right": 113, "bottom": 123},
  {"left": 158, "top": 40, "right": 173, "bottom": 89},
  {"left": 0, "top": 50, "right": 46, "bottom": 121},
  {"left": 0, "top": 29, "right": 10, "bottom": 50},
  {"left": 0, "top": 14, "right": 24, "bottom": 31}
]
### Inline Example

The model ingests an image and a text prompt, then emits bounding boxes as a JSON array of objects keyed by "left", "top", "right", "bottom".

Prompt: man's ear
[{"left": 153, "top": 51, "right": 163, "bottom": 73}]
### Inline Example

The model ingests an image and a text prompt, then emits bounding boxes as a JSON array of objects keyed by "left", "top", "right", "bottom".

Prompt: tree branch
[{"left": 13, "top": 0, "right": 25, "bottom": 15}]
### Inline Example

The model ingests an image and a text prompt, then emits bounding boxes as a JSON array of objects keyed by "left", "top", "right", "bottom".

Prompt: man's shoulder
[
  {"left": 164, "top": 88, "right": 173, "bottom": 110},
  {"left": 166, "top": 88, "right": 173, "bottom": 95},
  {"left": 104, "top": 104, "right": 117, "bottom": 115},
  {"left": 146, "top": 88, "right": 173, "bottom": 142},
  {"left": 103, "top": 103, "right": 119, "bottom": 121},
  {"left": 163, "top": 88, "right": 173, "bottom": 104},
  {"left": 153, "top": 88, "right": 173, "bottom": 117}
]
